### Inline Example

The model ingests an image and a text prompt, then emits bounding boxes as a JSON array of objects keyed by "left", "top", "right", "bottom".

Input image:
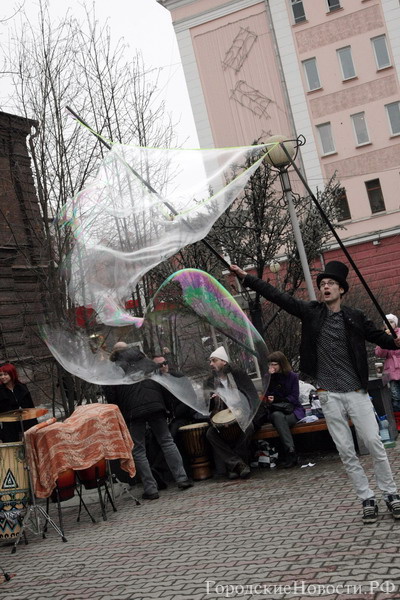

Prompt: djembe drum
[
  {"left": 0, "top": 442, "right": 29, "bottom": 541},
  {"left": 178, "top": 423, "right": 212, "bottom": 480},
  {"left": 76, "top": 459, "right": 107, "bottom": 490},
  {"left": 211, "top": 409, "right": 242, "bottom": 444},
  {"left": 50, "top": 469, "right": 76, "bottom": 503}
]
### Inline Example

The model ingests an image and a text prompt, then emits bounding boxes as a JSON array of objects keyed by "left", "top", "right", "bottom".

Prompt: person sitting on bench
[{"left": 257, "top": 351, "right": 304, "bottom": 468}]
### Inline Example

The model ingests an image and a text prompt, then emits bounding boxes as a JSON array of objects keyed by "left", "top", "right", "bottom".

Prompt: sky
[{"left": 0, "top": 0, "right": 199, "bottom": 146}]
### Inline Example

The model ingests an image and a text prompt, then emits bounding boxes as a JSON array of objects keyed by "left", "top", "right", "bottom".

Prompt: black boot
[{"left": 282, "top": 450, "right": 298, "bottom": 468}]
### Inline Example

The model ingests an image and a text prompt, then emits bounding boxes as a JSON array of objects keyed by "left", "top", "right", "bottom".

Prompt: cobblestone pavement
[{"left": 1, "top": 447, "right": 400, "bottom": 600}]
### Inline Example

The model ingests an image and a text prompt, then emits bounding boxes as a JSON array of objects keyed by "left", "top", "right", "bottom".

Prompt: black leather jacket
[
  {"left": 103, "top": 379, "right": 167, "bottom": 424},
  {"left": 243, "top": 274, "right": 397, "bottom": 390},
  {"left": 0, "top": 382, "right": 37, "bottom": 442}
]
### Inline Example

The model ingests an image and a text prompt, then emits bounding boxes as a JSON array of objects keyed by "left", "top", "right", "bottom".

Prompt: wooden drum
[
  {"left": 50, "top": 469, "right": 76, "bottom": 503},
  {"left": 179, "top": 423, "right": 212, "bottom": 481},
  {"left": 76, "top": 459, "right": 107, "bottom": 490},
  {"left": 0, "top": 442, "right": 29, "bottom": 541},
  {"left": 211, "top": 409, "right": 242, "bottom": 444}
]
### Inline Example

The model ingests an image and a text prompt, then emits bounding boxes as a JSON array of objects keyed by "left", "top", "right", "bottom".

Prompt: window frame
[
  {"left": 385, "top": 101, "right": 400, "bottom": 136},
  {"left": 326, "top": 0, "right": 341, "bottom": 12},
  {"left": 302, "top": 57, "right": 322, "bottom": 91},
  {"left": 337, "top": 46, "right": 356, "bottom": 81},
  {"left": 316, "top": 122, "right": 336, "bottom": 156},
  {"left": 351, "top": 112, "right": 370, "bottom": 146},
  {"left": 291, "top": 0, "right": 306, "bottom": 24},
  {"left": 336, "top": 189, "right": 351, "bottom": 222},
  {"left": 365, "top": 179, "right": 386, "bottom": 214},
  {"left": 371, "top": 35, "right": 391, "bottom": 70}
]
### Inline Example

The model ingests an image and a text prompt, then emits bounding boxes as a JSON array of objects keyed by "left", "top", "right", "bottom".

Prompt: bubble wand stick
[
  {"left": 65, "top": 105, "right": 232, "bottom": 271},
  {"left": 278, "top": 137, "right": 396, "bottom": 338}
]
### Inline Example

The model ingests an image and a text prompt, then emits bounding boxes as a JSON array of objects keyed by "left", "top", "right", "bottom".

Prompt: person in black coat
[
  {"left": 0, "top": 363, "right": 37, "bottom": 443},
  {"left": 104, "top": 344, "right": 192, "bottom": 500},
  {"left": 231, "top": 260, "right": 400, "bottom": 524},
  {"left": 152, "top": 355, "right": 196, "bottom": 438},
  {"left": 147, "top": 355, "right": 196, "bottom": 485}
]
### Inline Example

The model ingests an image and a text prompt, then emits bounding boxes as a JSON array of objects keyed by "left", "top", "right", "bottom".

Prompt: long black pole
[{"left": 280, "top": 142, "right": 397, "bottom": 338}]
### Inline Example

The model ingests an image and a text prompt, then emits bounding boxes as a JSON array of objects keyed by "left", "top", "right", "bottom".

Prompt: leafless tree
[{"left": 0, "top": 0, "right": 178, "bottom": 414}]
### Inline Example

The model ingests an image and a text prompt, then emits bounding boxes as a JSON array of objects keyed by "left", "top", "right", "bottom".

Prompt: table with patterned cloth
[{"left": 24, "top": 404, "right": 136, "bottom": 498}]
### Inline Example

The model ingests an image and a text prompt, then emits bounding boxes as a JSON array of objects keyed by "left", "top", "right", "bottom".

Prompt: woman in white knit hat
[{"left": 375, "top": 314, "right": 400, "bottom": 413}]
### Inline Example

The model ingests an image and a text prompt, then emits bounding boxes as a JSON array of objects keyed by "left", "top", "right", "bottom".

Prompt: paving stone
[{"left": 1, "top": 449, "right": 400, "bottom": 599}]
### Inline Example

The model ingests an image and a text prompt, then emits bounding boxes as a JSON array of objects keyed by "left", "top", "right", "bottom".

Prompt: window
[
  {"left": 317, "top": 123, "right": 336, "bottom": 155},
  {"left": 351, "top": 112, "right": 370, "bottom": 145},
  {"left": 336, "top": 190, "right": 351, "bottom": 221},
  {"left": 303, "top": 58, "right": 321, "bottom": 91},
  {"left": 371, "top": 35, "right": 391, "bottom": 69},
  {"left": 385, "top": 101, "right": 400, "bottom": 135},
  {"left": 327, "top": 0, "right": 341, "bottom": 11},
  {"left": 366, "top": 179, "right": 385, "bottom": 213},
  {"left": 291, "top": 0, "right": 306, "bottom": 24},
  {"left": 337, "top": 46, "right": 356, "bottom": 80}
]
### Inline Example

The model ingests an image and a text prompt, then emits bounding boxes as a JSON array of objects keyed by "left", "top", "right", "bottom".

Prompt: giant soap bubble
[
  {"left": 44, "top": 269, "right": 268, "bottom": 430},
  {"left": 57, "top": 142, "right": 279, "bottom": 326}
]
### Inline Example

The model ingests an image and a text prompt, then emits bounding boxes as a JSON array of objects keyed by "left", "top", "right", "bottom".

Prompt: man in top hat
[
  {"left": 204, "top": 346, "right": 259, "bottom": 480},
  {"left": 230, "top": 261, "right": 400, "bottom": 524}
]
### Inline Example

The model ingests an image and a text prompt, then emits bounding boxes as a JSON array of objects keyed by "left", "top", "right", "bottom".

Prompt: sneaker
[
  {"left": 385, "top": 494, "right": 400, "bottom": 519},
  {"left": 362, "top": 498, "right": 378, "bottom": 524},
  {"left": 142, "top": 492, "right": 160, "bottom": 500},
  {"left": 177, "top": 479, "right": 193, "bottom": 490},
  {"left": 228, "top": 471, "right": 239, "bottom": 480}
]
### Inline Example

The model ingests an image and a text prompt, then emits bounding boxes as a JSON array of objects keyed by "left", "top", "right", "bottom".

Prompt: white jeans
[{"left": 319, "top": 390, "right": 397, "bottom": 501}]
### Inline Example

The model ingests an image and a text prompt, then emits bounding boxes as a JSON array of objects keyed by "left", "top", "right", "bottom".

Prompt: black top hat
[{"left": 316, "top": 261, "right": 349, "bottom": 294}]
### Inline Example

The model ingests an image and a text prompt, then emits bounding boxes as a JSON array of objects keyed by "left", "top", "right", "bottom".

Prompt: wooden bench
[
  {"left": 253, "top": 418, "right": 330, "bottom": 441},
  {"left": 252, "top": 418, "right": 365, "bottom": 453}
]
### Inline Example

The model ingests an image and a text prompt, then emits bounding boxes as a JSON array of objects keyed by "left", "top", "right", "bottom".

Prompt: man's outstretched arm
[{"left": 230, "top": 264, "right": 311, "bottom": 319}]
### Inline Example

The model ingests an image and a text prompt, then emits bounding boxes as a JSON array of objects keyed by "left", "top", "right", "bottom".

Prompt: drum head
[
  {"left": 179, "top": 422, "right": 209, "bottom": 431},
  {"left": 211, "top": 409, "right": 236, "bottom": 427}
]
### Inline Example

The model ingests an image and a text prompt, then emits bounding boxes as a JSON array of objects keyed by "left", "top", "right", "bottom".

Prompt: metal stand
[
  {"left": 76, "top": 461, "right": 117, "bottom": 522},
  {"left": 111, "top": 480, "right": 141, "bottom": 505},
  {"left": 75, "top": 484, "right": 97, "bottom": 524},
  {"left": 45, "top": 482, "right": 96, "bottom": 537},
  {"left": 11, "top": 415, "right": 67, "bottom": 554},
  {"left": 104, "top": 460, "right": 141, "bottom": 506}
]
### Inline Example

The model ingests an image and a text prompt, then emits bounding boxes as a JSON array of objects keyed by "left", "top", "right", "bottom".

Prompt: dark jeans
[
  {"left": 130, "top": 416, "right": 188, "bottom": 495},
  {"left": 148, "top": 417, "right": 192, "bottom": 482},
  {"left": 206, "top": 423, "right": 254, "bottom": 472}
]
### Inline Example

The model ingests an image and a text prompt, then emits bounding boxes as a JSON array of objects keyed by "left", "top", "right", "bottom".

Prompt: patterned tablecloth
[{"left": 24, "top": 404, "right": 136, "bottom": 498}]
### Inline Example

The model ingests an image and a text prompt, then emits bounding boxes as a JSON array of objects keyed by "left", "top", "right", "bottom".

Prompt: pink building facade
[{"left": 159, "top": 0, "right": 400, "bottom": 294}]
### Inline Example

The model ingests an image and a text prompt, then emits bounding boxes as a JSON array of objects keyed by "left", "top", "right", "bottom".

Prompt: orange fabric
[
  {"left": 24, "top": 404, "right": 135, "bottom": 498},
  {"left": 35, "top": 417, "right": 57, "bottom": 430}
]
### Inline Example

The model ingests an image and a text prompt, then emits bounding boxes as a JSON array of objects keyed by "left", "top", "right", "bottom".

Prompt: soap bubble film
[
  {"left": 43, "top": 269, "right": 267, "bottom": 429},
  {"left": 57, "top": 142, "right": 278, "bottom": 325}
]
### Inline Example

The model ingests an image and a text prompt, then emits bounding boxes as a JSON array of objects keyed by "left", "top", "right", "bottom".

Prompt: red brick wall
[
  {"left": 320, "top": 235, "right": 400, "bottom": 302},
  {"left": 0, "top": 111, "right": 54, "bottom": 402}
]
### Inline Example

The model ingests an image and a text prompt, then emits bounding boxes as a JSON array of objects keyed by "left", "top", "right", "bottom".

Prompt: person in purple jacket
[{"left": 261, "top": 351, "right": 304, "bottom": 468}]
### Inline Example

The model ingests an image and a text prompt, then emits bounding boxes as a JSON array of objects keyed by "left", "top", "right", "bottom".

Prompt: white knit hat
[
  {"left": 209, "top": 347, "right": 230, "bottom": 363},
  {"left": 386, "top": 314, "right": 398, "bottom": 327}
]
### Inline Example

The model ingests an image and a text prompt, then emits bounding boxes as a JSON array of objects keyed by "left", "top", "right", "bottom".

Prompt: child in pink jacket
[{"left": 375, "top": 314, "right": 400, "bottom": 411}]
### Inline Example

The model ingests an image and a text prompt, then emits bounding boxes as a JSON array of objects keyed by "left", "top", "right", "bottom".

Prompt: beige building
[{"left": 159, "top": 0, "right": 400, "bottom": 293}]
